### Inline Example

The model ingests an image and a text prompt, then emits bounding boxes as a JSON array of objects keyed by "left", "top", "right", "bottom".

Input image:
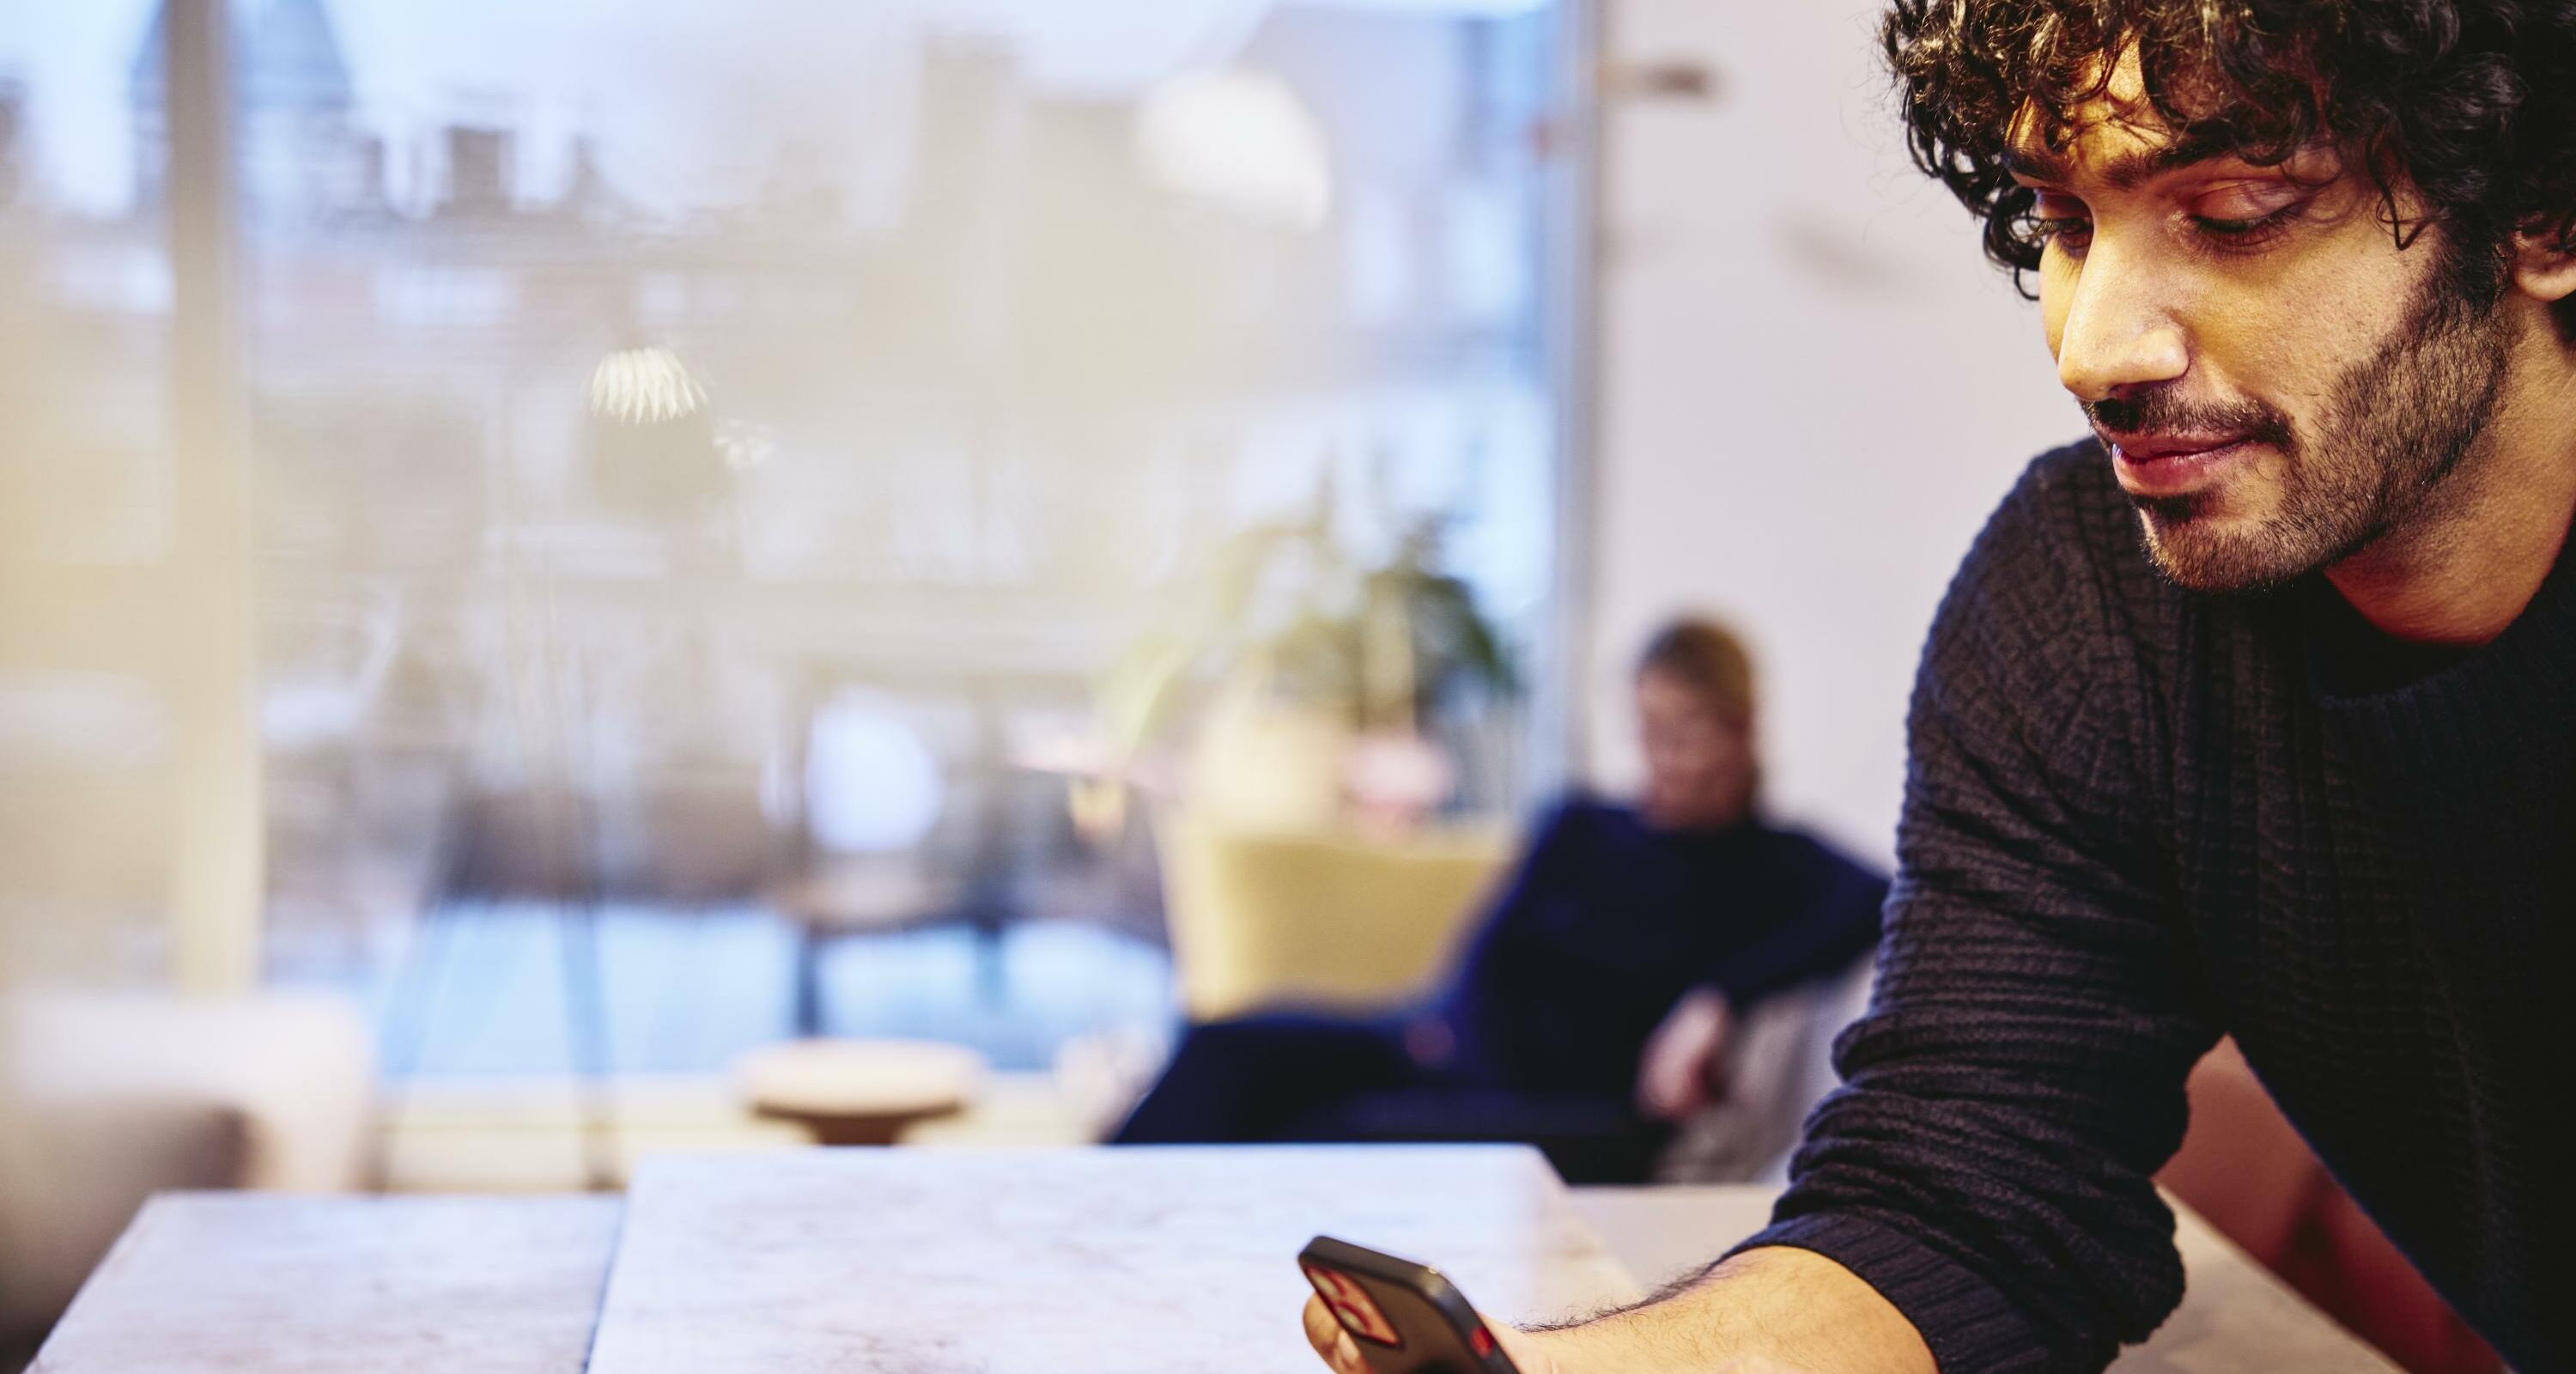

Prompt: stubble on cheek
[
  {"left": 2129, "top": 444, "right": 2309, "bottom": 587},
  {"left": 2126, "top": 270, "right": 2509, "bottom": 593}
]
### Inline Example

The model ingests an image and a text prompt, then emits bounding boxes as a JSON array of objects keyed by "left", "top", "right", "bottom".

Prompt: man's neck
[{"left": 2326, "top": 346, "right": 2576, "bottom": 647}]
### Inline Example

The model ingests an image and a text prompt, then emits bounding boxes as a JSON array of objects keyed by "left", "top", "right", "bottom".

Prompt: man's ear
[{"left": 2511, "top": 228, "right": 2576, "bottom": 306}]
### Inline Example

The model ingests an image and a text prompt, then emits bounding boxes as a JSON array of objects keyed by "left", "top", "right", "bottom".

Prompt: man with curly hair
[{"left": 1303, "top": 2, "right": 2576, "bottom": 1371}]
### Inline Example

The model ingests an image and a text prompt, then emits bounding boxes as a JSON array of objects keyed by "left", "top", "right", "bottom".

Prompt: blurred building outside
[{"left": 0, "top": 0, "right": 1578, "bottom": 1095}]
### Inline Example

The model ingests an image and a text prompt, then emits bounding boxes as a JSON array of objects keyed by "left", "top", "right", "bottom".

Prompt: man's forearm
[{"left": 1525, "top": 1247, "right": 1935, "bottom": 1374}]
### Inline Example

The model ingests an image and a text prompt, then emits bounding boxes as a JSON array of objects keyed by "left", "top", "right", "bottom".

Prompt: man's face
[{"left": 2014, "top": 55, "right": 2513, "bottom": 592}]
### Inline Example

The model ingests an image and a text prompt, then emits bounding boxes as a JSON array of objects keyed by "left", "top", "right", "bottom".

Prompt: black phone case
[{"left": 1299, "top": 1235, "right": 1522, "bottom": 1374}]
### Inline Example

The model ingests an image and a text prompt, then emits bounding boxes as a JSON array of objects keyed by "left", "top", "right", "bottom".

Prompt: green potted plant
[{"left": 1095, "top": 480, "right": 1520, "bottom": 833}]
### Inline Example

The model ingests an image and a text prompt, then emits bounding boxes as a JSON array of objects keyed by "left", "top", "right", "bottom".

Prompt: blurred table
[
  {"left": 729, "top": 1038, "right": 987, "bottom": 1146},
  {"left": 36, "top": 1152, "right": 2402, "bottom": 1373}
]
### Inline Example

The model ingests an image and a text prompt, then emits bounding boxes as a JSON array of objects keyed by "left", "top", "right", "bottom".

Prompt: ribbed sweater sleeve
[{"left": 1726, "top": 447, "right": 2220, "bottom": 1372}]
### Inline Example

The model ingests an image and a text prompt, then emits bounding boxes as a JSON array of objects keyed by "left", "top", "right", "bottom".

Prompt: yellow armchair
[{"left": 1156, "top": 808, "right": 1512, "bottom": 1022}]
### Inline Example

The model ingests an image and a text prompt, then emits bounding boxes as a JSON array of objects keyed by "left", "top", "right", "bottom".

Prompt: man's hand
[
  {"left": 1636, "top": 987, "right": 1735, "bottom": 1122},
  {"left": 1300, "top": 1248, "right": 1931, "bottom": 1374},
  {"left": 1302, "top": 1294, "right": 1562, "bottom": 1374}
]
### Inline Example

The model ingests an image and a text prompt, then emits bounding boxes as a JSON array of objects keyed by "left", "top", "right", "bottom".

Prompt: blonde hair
[{"left": 1637, "top": 616, "right": 1756, "bottom": 726}]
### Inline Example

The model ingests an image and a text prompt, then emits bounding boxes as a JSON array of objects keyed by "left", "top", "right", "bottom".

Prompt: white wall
[{"left": 1584, "top": 0, "right": 2087, "bottom": 863}]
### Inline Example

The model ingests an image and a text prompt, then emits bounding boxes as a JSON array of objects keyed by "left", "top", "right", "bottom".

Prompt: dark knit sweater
[{"left": 1730, "top": 441, "right": 2574, "bottom": 1372}]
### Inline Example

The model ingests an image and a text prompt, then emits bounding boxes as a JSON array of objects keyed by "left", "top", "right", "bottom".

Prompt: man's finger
[
  {"left": 1301, "top": 1294, "right": 1370, "bottom": 1374},
  {"left": 1492, "top": 1323, "right": 1557, "bottom": 1374}
]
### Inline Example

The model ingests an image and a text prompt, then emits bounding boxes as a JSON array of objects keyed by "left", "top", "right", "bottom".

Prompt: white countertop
[{"left": 33, "top": 1147, "right": 2401, "bottom": 1373}]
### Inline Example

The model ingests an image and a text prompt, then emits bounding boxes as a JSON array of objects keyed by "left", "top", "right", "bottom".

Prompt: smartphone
[{"left": 1298, "top": 1235, "right": 1523, "bottom": 1374}]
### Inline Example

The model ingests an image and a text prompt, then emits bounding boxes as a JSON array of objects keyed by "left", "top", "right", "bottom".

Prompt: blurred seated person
[{"left": 1113, "top": 617, "right": 1886, "bottom": 1182}]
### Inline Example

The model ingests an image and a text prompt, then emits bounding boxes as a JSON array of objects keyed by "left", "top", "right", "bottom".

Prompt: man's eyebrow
[
  {"left": 2001, "top": 143, "right": 2077, "bottom": 185},
  {"left": 2002, "top": 131, "right": 2239, "bottom": 192}
]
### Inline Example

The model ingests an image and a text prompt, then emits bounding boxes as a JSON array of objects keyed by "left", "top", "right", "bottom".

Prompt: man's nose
[{"left": 2055, "top": 240, "right": 2189, "bottom": 404}]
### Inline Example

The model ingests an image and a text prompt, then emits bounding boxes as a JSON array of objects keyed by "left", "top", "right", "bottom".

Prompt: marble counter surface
[
  {"left": 33, "top": 1150, "right": 2405, "bottom": 1373},
  {"left": 31, "top": 1194, "right": 620, "bottom": 1374},
  {"left": 588, "top": 1146, "right": 1635, "bottom": 1374}
]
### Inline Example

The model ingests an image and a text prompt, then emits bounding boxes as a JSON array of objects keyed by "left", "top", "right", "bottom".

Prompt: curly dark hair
[{"left": 1884, "top": 0, "right": 2576, "bottom": 336}]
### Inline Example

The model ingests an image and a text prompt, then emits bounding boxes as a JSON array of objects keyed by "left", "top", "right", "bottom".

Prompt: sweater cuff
[{"left": 1723, "top": 1211, "right": 2044, "bottom": 1374}]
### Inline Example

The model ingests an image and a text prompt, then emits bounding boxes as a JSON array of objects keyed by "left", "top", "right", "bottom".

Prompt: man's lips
[{"left": 2097, "top": 428, "right": 2261, "bottom": 497}]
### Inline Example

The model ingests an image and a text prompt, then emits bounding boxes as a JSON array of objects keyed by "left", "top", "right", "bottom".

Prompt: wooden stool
[{"left": 731, "top": 1039, "right": 987, "bottom": 1146}]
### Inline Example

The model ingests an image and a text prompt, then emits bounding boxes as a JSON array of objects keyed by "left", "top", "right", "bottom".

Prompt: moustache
[{"left": 2087, "top": 387, "right": 2295, "bottom": 450}]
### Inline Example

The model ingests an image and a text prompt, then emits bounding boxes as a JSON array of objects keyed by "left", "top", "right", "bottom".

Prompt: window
[{"left": 0, "top": 0, "right": 1577, "bottom": 1077}]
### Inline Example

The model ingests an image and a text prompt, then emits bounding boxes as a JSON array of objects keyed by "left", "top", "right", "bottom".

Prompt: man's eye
[
  {"left": 2025, "top": 194, "right": 2093, "bottom": 253},
  {"left": 2186, "top": 205, "right": 2303, "bottom": 251},
  {"left": 2186, "top": 185, "right": 2307, "bottom": 246},
  {"left": 2191, "top": 184, "right": 2303, "bottom": 222},
  {"left": 2035, "top": 215, "right": 2093, "bottom": 247},
  {"left": 2020, "top": 193, "right": 2102, "bottom": 253}
]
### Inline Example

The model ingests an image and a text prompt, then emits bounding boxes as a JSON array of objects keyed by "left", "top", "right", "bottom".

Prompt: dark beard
[{"left": 2089, "top": 266, "right": 2511, "bottom": 594}]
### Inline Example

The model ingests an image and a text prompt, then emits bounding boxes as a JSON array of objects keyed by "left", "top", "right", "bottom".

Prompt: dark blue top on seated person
[
  {"left": 1432, "top": 796, "right": 1889, "bottom": 1097},
  {"left": 1113, "top": 794, "right": 1886, "bottom": 1177}
]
